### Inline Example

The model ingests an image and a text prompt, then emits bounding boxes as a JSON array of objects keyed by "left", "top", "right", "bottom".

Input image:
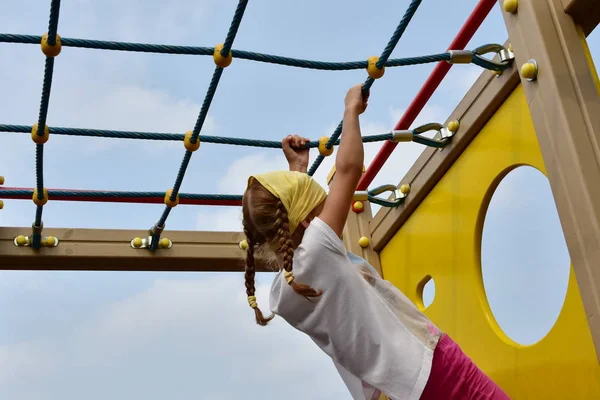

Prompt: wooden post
[{"left": 501, "top": 0, "right": 600, "bottom": 360}]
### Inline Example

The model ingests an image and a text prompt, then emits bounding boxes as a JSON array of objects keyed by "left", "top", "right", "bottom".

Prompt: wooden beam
[
  {"left": 0, "top": 227, "right": 271, "bottom": 272},
  {"left": 501, "top": 0, "right": 600, "bottom": 360},
  {"left": 370, "top": 45, "right": 520, "bottom": 251},
  {"left": 561, "top": 0, "right": 600, "bottom": 35}
]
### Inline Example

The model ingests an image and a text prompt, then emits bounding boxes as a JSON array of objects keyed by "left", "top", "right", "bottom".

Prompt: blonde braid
[
  {"left": 275, "top": 200, "right": 322, "bottom": 298},
  {"left": 243, "top": 226, "right": 274, "bottom": 326}
]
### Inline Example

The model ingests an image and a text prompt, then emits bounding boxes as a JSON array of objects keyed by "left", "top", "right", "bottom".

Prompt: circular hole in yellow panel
[
  {"left": 480, "top": 166, "right": 570, "bottom": 345},
  {"left": 416, "top": 275, "right": 436, "bottom": 311}
]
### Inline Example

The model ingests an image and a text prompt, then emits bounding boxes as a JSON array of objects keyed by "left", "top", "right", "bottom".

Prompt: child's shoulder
[{"left": 301, "top": 217, "right": 346, "bottom": 254}]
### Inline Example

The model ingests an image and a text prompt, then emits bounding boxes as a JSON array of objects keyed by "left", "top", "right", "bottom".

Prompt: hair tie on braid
[
  {"left": 284, "top": 270, "right": 294, "bottom": 285},
  {"left": 247, "top": 295, "right": 258, "bottom": 309}
]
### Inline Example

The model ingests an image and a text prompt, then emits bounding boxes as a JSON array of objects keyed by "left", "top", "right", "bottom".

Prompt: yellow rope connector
[
  {"left": 159, "top": 238, "right": 172, "bottom": 249},
  {"left": 239, "top": 239, "right": 249, "bottom": 250},
  {"left": 41, "top": 33, "right": 62, "bottom": 57},
  {"left": 521, "top": 60, "right": 538, "bottom": 81},
  {"left": 247, "top": 295, "right": 258, "bottom": 309},
  {"left": 318, "top": 136, "right": 334, "bottom": 157},
  {"left": 284, "top": 270, "right": 295, "bottom": 284},
  {"left": 164, "top": 189, "right": 179, "bottom": 208},
  {"left": 0, "top": 200, "right": 3, "bottom": 210},
  {"left": 32, "top": 188, "right": 49, "bottom": 206},
  {"left": 400, "top": 183, "right": 411, "bottom": 195},
  {"left": 132, "top": 237, "right": 143, "bottom": 248},
  {"left": 183, "top": 130, "right": 200, "bottom": 152},
  {"left": 358, "top": 236, "right": 370, "bottom": 248},
  {"left": 367, "top": 56, "right": 385, "bottom": 79},
  {"left": 503, "top": 0, "right": 518, "bottom": 13},
  {"left": 0, "top": 176, "right": 4, "bottom": 185},
  {"left": 31, "top": 124, "right": 50, "bottom": 144},
  {"left": 213, "top": 43, "right": 233, "bottom": 68},
  {"left": 447, "top": 120, "right": 460, "bottom": 133}
]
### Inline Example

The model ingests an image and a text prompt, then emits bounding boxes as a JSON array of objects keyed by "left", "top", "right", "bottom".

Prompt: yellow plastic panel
[{"left": 380, "top": 85, "right": 600, "bottom": 399}]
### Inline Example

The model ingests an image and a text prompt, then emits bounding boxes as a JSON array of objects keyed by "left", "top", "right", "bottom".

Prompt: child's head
[{"left": 241, "top": 171, "right": 327, "bottom": 325}]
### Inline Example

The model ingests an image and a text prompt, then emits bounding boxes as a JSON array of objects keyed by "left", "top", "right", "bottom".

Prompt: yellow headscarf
[{"left": 247, "top": 171, "right": 327, "bottom": 233}]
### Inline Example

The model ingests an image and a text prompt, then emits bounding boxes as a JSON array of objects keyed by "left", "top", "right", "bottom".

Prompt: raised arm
[{"left": 319, "top": 84, "right": 368, "bottom": 237}]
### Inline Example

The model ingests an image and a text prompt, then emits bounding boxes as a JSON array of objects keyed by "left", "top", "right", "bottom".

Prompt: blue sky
[{"left": 0, "top": 0, "right": 596, "bottom": 398}]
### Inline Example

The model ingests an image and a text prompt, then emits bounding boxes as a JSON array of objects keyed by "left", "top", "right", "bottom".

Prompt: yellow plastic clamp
[
  {"left": 32, "top": 188, "right": 49, "bottom": 206},
  {"left": 41, "top": 33, "right": 62, "bottom": 57},
  {"left": 367, "top": 56, "right": 385, "bottom": 79},
  {"left": 318, "top": 136, "right": 334, "bottom": 157},
  {"left": 164, "top": 189, "right": 179, "bottom": 208},
  {"left": 184, "top": 130, "right": 201, "bottom": 152},
  {"left": 213, "top": 43, "right": 233, "bottom": 68},
  {"left": 31, "top": 124, "right": 50, "bottom": 144}
]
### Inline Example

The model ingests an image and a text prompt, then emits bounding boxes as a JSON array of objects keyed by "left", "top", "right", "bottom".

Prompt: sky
[{"left": 0, "top": 0, "right": 597, "bottom": 398}]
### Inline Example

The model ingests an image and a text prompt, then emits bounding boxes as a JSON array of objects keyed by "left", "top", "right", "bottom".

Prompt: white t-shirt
[{"left": 269, "top": 217, "right": 442, "bottom": 400}]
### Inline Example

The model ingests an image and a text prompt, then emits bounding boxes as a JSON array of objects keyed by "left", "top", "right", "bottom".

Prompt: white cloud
[
  {"left": 217, "top": 152, "right": 289, "bottom": 194},
  {"left": 0, "top": 275, "right": 347, "bottom": 399},
  {"left": 196, "top": 205, "right": 242, "bottom": 231}
]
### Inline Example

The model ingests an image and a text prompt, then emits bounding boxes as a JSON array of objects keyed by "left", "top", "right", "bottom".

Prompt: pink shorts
[{"left": 420, "top": 334, "right": 511, "bottom": 400}]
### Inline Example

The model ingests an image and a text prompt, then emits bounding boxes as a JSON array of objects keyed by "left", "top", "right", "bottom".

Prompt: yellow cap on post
[
  {"left": 16, "top": 235, "right": 28, "bottom": 247},
  {"left": 41, "top": 33, "right": 62, "bottom": 57},
  {"left": 0, "top": 176, "right": 4, "bottom": 185},
  {"left": 521, "top": 61, "right": 538, "bottom": 81},
  {"left": 447, "top": 120, "right": 460, "bottom": 133},
  {"left": 0, "top": 200, "right": 3, "bottom": 210},
  {"left": 132, "top": 237, "right": 143, "bottom": 248},
  {"left": 367, "top": 56, "right": 385, "bottom": 79},
  {"left": 159, "top": 238, "right": 172, "bottom": 249},
  {"left": 503, "top": 0, "right": 518, "bottom": 13},
  {"left": 358, "top": 236, "right": 370, "bottom": 248},
  {"left": 43, "top": 236, "right": 57, "bottom": 247},
  {"left": 400, "top": 184, "right": 411, "bottom": 195}
]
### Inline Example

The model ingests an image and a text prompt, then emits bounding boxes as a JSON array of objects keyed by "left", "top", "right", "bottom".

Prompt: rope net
[{"left": 0, "top": 0, "right": 512, "bottom": 249}]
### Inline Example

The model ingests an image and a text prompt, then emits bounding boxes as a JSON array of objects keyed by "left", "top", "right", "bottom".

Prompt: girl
[{"left": 241, "top": 84, "right": 510, "bottom": 400}]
